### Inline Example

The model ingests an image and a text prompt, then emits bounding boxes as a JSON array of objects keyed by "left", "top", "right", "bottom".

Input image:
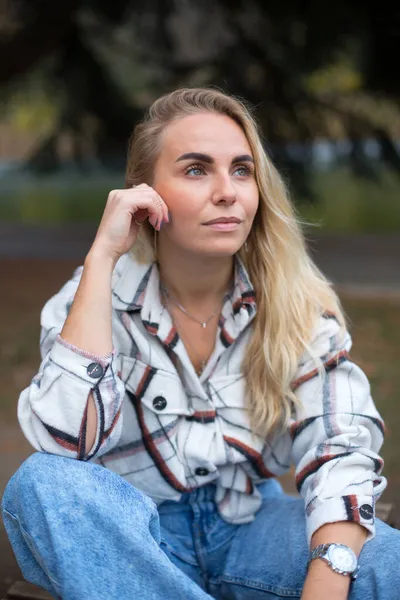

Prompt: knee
[
  {"left": 2, "top": 452, "right": 79, "bottom": 517},
  {"left": 5, "top": 451, "right": 82, "bottom": 494},
  {"left": 15, "top": 451, "right": 66, "bottom": 483},
  {"left": 3, "top": 452, "right": 153, "bottom": 516}
]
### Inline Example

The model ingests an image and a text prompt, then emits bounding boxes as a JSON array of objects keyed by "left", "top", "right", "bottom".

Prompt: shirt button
[
  {"left": 152, "top": 396, "right": 167, "bottom": 411},
  {"left": 360, "top": 504, "right": 374, "bottom": 520},
  {"left": 87, "top": 363, "right": 104, "bottom": 379},
  {"left": 195, "top": 467, "right": 209, "bottom": 476}
]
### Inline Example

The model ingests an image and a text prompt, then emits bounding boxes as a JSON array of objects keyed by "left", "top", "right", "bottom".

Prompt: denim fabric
[{"left": 2, "top": 453, "right": 400, "bottom": 599}]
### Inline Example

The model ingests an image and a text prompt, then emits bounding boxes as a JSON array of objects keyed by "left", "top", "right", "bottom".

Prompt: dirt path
[
  {"left": 0, "top": 259, "right": 77, "bottom": 596},
  {"left": 0, "top": 427, "right": 33, "bottom": 596}
]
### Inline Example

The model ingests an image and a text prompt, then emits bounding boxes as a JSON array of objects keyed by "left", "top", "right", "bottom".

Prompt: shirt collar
[{"left": 112, "top": 252, "right": 257, "bottom": 334}]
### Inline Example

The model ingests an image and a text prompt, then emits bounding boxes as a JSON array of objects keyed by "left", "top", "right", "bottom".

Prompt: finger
[
  {"left": 125, "top": 192, "right": 163, "bottom": 229},
  {"left": 153, "top": 191, "right": 169, "bottom": 226},
  {"left": 160, "top": 195, "right": 170, "bottom": 224},
  {"left": 153, "top": 196, "right": 165, "bottom": 228},
  {"left": 130, "top": 185, "right": 167, "bottom": 225},
  {"left": 130, "top": 188, "right": 166, "bottom": 229},
  {"left": 107, "top": 189, "right": 120, "bottom": 204},
  {"left": 147, "top": 193, "right": 164, "bottom": 229}
]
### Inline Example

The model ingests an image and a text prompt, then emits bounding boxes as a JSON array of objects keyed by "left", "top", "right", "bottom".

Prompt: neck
[{"left": 157, "top": 238, "right": 235, "bottom": 308}]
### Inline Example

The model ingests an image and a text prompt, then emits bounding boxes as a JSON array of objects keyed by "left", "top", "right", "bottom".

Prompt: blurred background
[{"left": 0, "top": 0, "right": 399, "bottom": 593}]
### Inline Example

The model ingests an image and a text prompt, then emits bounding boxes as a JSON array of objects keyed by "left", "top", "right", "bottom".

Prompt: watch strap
[
  {"left": 308, "top": 543, "right": 359, "bottom": 581},
  {"left": 309, "top": 543, "right": 331, "bottom": 563}
]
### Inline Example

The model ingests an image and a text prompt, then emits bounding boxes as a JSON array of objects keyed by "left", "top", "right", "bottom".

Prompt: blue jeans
[{"left": 2, "top": 453, "right": 400, "bottom": 599}]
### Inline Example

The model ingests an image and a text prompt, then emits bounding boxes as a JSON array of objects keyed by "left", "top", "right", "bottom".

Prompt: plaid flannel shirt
[{"left": 18, "top": 253, "right": 386, "bottom": 544}]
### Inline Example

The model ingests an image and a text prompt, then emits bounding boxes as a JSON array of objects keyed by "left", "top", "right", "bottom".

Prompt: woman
[{"left": 2, "top": 88, "right": 399, "bottom": 600}]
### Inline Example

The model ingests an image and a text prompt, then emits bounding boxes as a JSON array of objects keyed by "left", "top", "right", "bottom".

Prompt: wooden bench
[{"left": 3, "top": 501, "right": 398, "bottom": 599}]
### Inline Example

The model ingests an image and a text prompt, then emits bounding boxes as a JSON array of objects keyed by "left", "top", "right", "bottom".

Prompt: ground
[{"left": 0, "top": 259, "right": 77, "bottom": 597}]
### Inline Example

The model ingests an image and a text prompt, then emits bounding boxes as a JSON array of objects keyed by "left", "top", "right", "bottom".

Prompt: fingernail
[{"left": 159, "top": 220, "right": 164, "bottom": 230}]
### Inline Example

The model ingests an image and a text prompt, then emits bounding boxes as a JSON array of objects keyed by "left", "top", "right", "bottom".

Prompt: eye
[
  {"left": 185, "top": 164, "right": 205, "bottom": 177},
  {"left": 233, "top": 164, "right": 253, "bottom": 177}
]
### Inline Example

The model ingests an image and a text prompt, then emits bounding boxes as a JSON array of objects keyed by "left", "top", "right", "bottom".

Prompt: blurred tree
[{"left": 0, "top": 0, "right": 399, "bottom": 195}]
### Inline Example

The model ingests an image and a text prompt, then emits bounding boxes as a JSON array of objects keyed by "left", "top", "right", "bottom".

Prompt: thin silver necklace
[{"left": 161, "top": 284, "right": 220, "bottom": 328}]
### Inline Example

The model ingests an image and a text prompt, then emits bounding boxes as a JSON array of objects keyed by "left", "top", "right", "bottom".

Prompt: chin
[
  {"left": 197, "top": 242, "right": 242, "bottom": 258},
  {"left": 174, "top": 234, "right": 245, "bottom": 258}
]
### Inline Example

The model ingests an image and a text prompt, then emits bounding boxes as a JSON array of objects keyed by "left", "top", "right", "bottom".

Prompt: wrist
[
  {"left": 309, "top": 540, "right": 359, "bottom": 582},
  {"left": 85, "top": 246, "right": 118, "bottom": 271},
  {"left": 307, "top": 556, "right": 351, "bottom": 583}
]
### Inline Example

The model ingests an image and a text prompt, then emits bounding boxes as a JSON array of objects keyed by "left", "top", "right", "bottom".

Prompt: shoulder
[{"left": 300, "top": 310, "right": 351, "bottom": 365}]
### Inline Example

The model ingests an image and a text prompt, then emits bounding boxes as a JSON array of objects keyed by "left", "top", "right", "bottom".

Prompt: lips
[{"left": 203, "top": 217, "right": 242, "bottom": 225}]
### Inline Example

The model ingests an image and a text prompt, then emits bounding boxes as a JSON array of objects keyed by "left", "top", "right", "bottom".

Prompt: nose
[{"left": 211, "top": 172, "right": 237, "bottom": 205}]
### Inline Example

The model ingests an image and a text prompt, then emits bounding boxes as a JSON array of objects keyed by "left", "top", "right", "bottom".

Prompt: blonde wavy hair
[{"left": 125, "top": 87, "right": 345, "bottom": 438}]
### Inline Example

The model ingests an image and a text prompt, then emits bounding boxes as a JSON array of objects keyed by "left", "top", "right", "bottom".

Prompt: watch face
[{"left": 327, "top": 545, "right": 357, "bottom": 572}]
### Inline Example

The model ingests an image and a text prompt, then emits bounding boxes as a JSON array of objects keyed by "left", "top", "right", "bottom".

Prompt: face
[{"left": 152, "top": 112, "right": 259, "bottom": 257}]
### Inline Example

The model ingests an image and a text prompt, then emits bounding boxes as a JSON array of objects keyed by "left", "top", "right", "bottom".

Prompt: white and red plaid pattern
[{"left": 18, "top": 253, "right": 386, "bottom": 544}]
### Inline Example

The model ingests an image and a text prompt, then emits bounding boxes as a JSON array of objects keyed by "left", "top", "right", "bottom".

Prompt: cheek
[
  {"left": 244, "top": 188, "right": 260, "bottom": 219},
  {"left": 157, "top": 182, "right": 202, "bottom": 220}
]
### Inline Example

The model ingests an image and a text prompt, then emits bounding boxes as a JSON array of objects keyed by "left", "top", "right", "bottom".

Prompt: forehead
[{"left": 159, "top": 112, "right": 252, "bottom": 158}]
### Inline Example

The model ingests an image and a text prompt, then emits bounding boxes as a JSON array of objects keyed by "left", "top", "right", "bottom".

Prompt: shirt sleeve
[
  {"left": 290, "top": 312, "right": 387, "bottom": 545},
  {"left": 17, "top": 265, "right": 126, "bottom": 461}
]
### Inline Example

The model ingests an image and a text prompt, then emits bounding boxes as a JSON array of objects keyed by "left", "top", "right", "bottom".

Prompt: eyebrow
[{"left": 175, "top": 152, "right": 254, "bottom": 164}]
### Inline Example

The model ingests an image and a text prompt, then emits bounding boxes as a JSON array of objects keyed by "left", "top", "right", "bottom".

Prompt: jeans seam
[
  {"left": 159, "top": 539, "right": 199, "bottom": 567},
  {"left": 219, "top": 574, "right": 302, "bottom": 597},
  {"left": 205, "top": 527, "right": 237, "bottom": 554},
  {"left": 190, "top": 505, "right": 209, "bottom": 581},
  {"left": 3, "top": 508, "right": 62, "bottom": 593}
]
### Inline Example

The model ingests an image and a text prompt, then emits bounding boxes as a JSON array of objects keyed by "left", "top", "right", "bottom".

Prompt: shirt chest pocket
[
  {"left": 208, "top": 373, "right": 251, "bottom": 428},
  {"left": 120, "top": 354, "right": 192, "bottom": 417},
  {"left": 208, "top": 373, "right": 247, "bottom": 409}
]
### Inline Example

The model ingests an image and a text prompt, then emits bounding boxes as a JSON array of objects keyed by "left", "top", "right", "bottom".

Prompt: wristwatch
[{"left": 308, "top": 543, "right": 359, "bottom": 581}]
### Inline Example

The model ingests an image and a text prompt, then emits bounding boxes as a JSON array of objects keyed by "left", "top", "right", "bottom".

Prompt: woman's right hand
[{"left": 89, "top": 184, "right": 169, "bottom": 265}]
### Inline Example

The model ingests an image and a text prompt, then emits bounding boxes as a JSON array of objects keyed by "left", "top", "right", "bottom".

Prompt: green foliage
[
  {"left": 0, "top": 168, "right": 399, "bottom": 232},
  {"left": 1, "top": 0, "right": 399, "bottom": 179},
  {"left": 298, "top": 167, "right": 400, "bottom": 232},
  {"left": 0, "top": 174, "right": 122, "bottom": 223},
  {"left": 5, "top": 89, "right": 59, "bottom": 133}
]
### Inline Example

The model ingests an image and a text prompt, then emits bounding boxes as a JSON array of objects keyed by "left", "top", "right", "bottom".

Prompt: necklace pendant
[
  {"left": 198, "top": 359, "right": 207, "bottom": 376},
  {"left": 202, "top": 322, "right": 206, "bottom": 328}
]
